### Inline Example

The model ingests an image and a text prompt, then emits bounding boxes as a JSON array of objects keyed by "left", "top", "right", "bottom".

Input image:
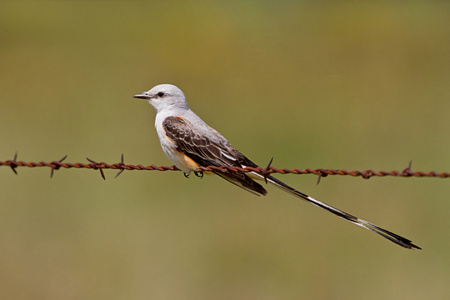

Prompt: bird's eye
[{"left": 157, "top": 92, "right": 165, "bottom": 97}]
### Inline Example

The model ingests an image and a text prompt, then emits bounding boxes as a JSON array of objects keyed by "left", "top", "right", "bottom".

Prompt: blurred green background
[{"left": 1, "top": 1, "right": 449, "bottom": 299}]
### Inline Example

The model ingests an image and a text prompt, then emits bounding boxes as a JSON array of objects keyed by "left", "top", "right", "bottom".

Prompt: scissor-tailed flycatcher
[{"left": 134, "top": 84, "right": 420, "bottom": 249}]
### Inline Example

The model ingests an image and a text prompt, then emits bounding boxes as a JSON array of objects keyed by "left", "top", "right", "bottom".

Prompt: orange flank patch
[
  {"left": 181, "top": 155, "right": 213, "bottom": 175},
  {"left": 181, "top": 153, "right": 201, "bottom": 170}
]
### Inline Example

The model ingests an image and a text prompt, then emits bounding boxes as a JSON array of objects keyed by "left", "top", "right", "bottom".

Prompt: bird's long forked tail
[{"left": 265, "top": 175, "right": 421, "bottom": 249}]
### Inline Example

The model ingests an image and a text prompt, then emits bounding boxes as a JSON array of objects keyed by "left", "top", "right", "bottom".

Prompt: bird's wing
[{"left": 162, "top": 116, "right": 267, "bottom": 196}]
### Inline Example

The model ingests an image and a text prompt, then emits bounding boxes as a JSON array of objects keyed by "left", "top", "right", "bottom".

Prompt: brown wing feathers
[{"left": 163, "top": 116, "right": 267, "bottom": 195}]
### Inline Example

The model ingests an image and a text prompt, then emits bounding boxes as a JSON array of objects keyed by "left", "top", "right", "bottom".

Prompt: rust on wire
[{"left": 0, "top": 153, "right": 449, "bottom": 180}]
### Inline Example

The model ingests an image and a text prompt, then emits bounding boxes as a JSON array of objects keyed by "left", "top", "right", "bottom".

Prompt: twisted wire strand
[{"left": 1, "top": 153, "right": 448, "bottom": 180}]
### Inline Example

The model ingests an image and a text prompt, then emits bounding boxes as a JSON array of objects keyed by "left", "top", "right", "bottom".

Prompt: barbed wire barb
[
  {"left": 263, "top": 157, "right": 274, "bottom": 184},
  {"left": 114, "top": 154, "right": 126, "bottom": 179},
  {"left": 316, "top": 170, "right": 327, "bottom": 185},
  {"left": 86, "top": 157, "right": 106, "bottom": 180},
  {"left": 50, "top": 154, "right": 68, "bottom": 178},
  {"left": 401, "top": 160, "right": 413, "bottom": 177},
  {"left": 8, "top": 151, "right": 19, "bottom": 175}
]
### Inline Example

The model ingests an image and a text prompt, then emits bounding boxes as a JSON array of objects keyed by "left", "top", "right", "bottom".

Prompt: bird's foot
[{"left": 194, "top": 171, "right": 204, "bottom": 179}]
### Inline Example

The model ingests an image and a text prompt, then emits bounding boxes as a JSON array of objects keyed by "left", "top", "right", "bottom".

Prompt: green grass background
[{"left": 1, "top": 1, "right": 449, "bottom": 299}]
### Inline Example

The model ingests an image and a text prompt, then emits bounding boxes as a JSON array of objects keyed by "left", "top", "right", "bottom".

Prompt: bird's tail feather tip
[{"left": 366, "top": 222, "right": 421, "bottom": 250}]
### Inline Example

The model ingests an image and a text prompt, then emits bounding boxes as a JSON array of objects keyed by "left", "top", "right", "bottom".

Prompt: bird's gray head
[{"left": 133, "top": 84, "right": 189, "bottom": 112}]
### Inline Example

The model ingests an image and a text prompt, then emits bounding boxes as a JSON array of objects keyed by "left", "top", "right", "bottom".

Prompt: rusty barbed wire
[{"left": 0, "top": 153, "right": 448, "bottom": 181}]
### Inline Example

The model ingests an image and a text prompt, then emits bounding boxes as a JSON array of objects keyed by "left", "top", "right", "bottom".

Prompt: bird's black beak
[{"left": 133, "top": 93, "right": 150, "bottom": 99}]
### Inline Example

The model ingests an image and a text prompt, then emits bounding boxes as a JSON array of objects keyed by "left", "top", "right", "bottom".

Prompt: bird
[{"left": 133, "top": 84, "right": 420, "bottom": 250}]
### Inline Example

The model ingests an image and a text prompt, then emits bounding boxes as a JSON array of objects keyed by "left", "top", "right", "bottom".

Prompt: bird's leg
[
  {"left": 194, "top": 171, "right": 204, "bottom": 179},
  {"left": 183, "top": 172, "right": 190, "bottom": 178}
]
